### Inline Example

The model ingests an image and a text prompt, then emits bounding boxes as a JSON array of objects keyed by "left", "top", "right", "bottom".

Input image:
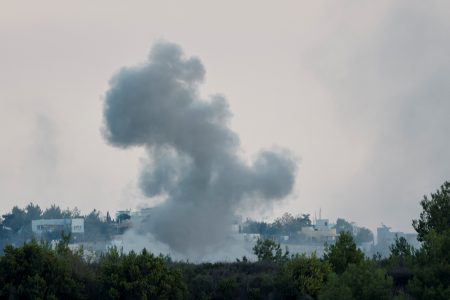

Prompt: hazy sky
[{"left": 1, "top": 1, "right": 449, "bottom": 233}]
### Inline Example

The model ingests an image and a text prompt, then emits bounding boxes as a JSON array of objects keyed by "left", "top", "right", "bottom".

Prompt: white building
[
  {"left": 375, "top": 224, "right": 420, "bottom": 256},
  {"left": 299, "top": 219, "right": 337, "bottom": 243},
  {"left": 315, "top": 219, "right": 330, "bottom": 230},
  {"left": 32, "top": 218, "right": 85, "bottom": 235}
]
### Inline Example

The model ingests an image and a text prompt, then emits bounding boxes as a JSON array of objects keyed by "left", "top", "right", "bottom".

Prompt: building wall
[
  {"left": 375, "top": 225, "right": 420, "bottom": 257},
  {"left": 32, "top": 218, "right": 85, "bottom": 234},
  {"left": 71, "top": 218, "right": 85, "bottom": 233}
]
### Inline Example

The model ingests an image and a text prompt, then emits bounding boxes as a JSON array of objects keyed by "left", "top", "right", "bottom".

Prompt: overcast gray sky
[{"left": 1, "top": 1, "right": 449, "bottom": 233}]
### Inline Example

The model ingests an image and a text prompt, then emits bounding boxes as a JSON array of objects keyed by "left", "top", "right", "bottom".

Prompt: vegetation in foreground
[{"left": 0, "top": 181, "right": 449, "bottom": 299}]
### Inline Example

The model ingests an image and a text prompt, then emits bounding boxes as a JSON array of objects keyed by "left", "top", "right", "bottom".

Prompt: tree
[
  {"left": 253, "top": 239, "right": 289, "bottom": 263},
  {"left": 42, "top": 204, "right": 64, "bottom": 219},
  {"left": 389, "top": 236, "right": 414, "bottom": 259},
  {"left": 189, "top": 274, "right": 214, "bottom": 300},
  {"left": 25, "top": 203, "right": 42, "bottom": 220},
  {"left": 243, "top": 213, "right": 312, "bottom": 236},
  {"left": 84, "top": 209, "right": 111, "bottom": 241},
  {"left": 215, "top": 278, "right": 238, "bottom": 300},
  {"left": 413, "top": 181, "right": 450, "bottom": 241},
  {"left": 98, "top": 248, "right": 186, "bottom": 299},
  {"left": 106, "top": 212, "right": 112, "bottom": 223},
  {"left": 407, "top": 230, "right": 450, "bottom": 299},
  {"left": 386, "top": 236, "right": 415, "bottom": 289},
  {"left": 70, "top": 207, "right": 82, "bottom": 218},
  {"left": 407, "top": 181, "right": 450, "bottom": 299},
  {"left": 334, "top": 218, "right": 354, "bottom": 235},
  {"left": 355, "top": 227, "right": 374, "bottom": 244},
  {"left": 0, "top": 240, "right": 87, "bottom": 299},
  {"left": 324, "top": 232, "right": 364, "bottom": 274},
  {"left": 1, "top": 206, "right": 27, "bottom": 233},
  {"left": 319, "top": 261, "right": 394, "bottom": 300},
  {"left": 278, "top": 253, "right": 331, "bottom": 299},
  {"left": 271, "top": 213, "right": 312, "bottom": 235}
]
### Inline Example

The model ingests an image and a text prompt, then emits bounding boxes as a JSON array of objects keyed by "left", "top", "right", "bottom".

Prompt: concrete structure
[
  {"left": 32, "top": 218, "right": 84, "bottom": 235},
  {"left": 244, "top": 233, "right": 261, "bottom": 243},
  {"left": 377, "top": 224, "right": 395, "bottom": 246},
  {"left": 300, "top": 226, "right": 337, "bottom": 243},
  {"left": 350, "top": 222, "right": 359, "bottom": 236},
  {"left": 377, "top": 224, "right": 419, "bottom": 247},
  {"left": 375, "top": 224, "right": 420, "bottom": 256},
  {"left": 71, "top": 218, "right": 84, "bottom": 233},
  {"left": 298, "top": 219, "right": 337, "bottom": 243},
  {"left": 115, "top": 210, "right": 131, "bottom": 222},
  {"left": 315, "top": 219, "right": 330, "bottom": 230},
  {"left": 358, "top": 241, "right": 373, "bottom": 254}
]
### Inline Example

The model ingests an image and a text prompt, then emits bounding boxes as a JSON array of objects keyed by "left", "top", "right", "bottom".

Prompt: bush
[
  {"left": 253, "top": 238, "right": 289, "bottom": 264},
  {"left": 320, "top": 261, "right": 394, "bottom": 300},
  {"left": 97, "top": 247, "right": 186, "bottom": 300},
  {"left": 278, "top": 253, "right": 331, "bottom": 299},
  {"left": 0, "top": 239, "right": 88, "bottom": 300},
  {"left": 323, "top": 232, "right": 364, "bottom": 274}
]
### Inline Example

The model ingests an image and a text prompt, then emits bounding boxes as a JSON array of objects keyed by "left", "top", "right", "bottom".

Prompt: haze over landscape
[{"left": 1, "top": 0, "right": 450, "bottom": 236}]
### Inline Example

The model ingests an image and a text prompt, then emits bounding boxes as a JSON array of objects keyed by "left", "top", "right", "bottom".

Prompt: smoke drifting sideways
[{"left": 103, "top": 42, "right": 297, "bottom": 260}]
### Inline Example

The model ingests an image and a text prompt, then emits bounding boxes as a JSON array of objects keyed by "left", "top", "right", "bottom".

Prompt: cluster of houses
[
  {"left": 235, "top": 217, "right": 420, "bottom": 257},
  {"left": 30, "top": 209, "right": 419, "bottom": 257}
]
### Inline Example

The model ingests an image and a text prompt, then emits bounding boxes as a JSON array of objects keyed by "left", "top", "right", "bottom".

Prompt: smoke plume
[{"left": 103, "top": 42, "right": 296, "bottom": 257}]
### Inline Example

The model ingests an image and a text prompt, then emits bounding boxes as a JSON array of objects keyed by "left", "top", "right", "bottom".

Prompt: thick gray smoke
[{"left": 103, "top": 42, "right": 296, "bottom": 257}]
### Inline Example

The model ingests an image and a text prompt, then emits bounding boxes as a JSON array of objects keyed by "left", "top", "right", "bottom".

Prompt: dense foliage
[
  {"left": 0, "top": 235, "right": 93, "bottom": 299},
  {"left": 97, "top": 248, "right": 186, "bottom": 299},
  {"left": 252, "top": 238, "right": 289, "bottom": 264},
  {"left": 323, "top": 231, "right": 364, "bottom": 274},
  {"left": 0, "top": 180, "right": 449, "bottom": 299},
  {"left": 408, "top": 182, "right": 450, "bottom": 299},
  {"left": 242, "top": 212, "right": 312, "bottom": 236}
]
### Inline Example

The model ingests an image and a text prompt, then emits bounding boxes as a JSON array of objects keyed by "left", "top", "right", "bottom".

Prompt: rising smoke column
[{"left": 103, "top": 42, "right": 296, "bottom": 256}]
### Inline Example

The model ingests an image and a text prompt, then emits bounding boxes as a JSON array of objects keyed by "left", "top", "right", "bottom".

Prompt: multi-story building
[
  {"left": 32, "top": 218, "right": 84, "bottom": 235},
  {"left": 299, "top": 219, "right": 337, "bottom": 243},
  {"left": 375, "top": 224, "right": 420, "bottom": 256}
]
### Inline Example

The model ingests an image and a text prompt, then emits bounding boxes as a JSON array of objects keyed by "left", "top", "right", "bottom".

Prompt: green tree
[
  {"left": 244, "top": 213, "right": 311, "bottom": 236},
  {"left": 407, "top": 181, "right": 450, "bottom": 299},
  {"left": 278, "top": 253, "right": 331, "bottom": 299},
  {"left": 215, "top": 278, "right": 238, "bottom": 300},
  {"left": 412, "top": 181, "right": 450, "bottom": 242},
  {"left": 71, "top": 207, "right": 82, "bottom": 218},
  {"left": 319, "top": 261, "right": 394, "bottom": 300},
  {"left": 334, "top": 218, "right": 353, "bottom": 235},
  {"left": 0, "top": 240, "right": 87, "bottom": 299},
  {"left": 98, "top": 247, "right": 186, "bottom": 300},
  {"left": 324, "top": 232, "right": 364, "bottom": 274},
  {"left": 190, "top": 274, "right": 214, "bottom": 300},
  {"left": 407, "top": 230, "right": 450, "bottom": 299},
  {"left": 355, "top": 227, "right": 374, "bottom": 244},
  {"left": 243, "top": 220, "right": 270, "bottom": 235},
  {"left": 84, "top": 209, "right": 111, "bottom": 241},
  {"left": 253, "top": 239, "right": 289, "bottom": 263},
  {"left": 386, "top": 236, "right": 415, "bottom": 290},
  {"left": 2, "top": 206, "right": 27, "bottom": 232},
  {"left": 389, "top": 236, "right": 414, "bottom": 259},
  {"left": 42, "top": 204, "right": 64, "bottom": 219},
  {"left": 25, "top": 203, "right": 42, "bottom": 220}
]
